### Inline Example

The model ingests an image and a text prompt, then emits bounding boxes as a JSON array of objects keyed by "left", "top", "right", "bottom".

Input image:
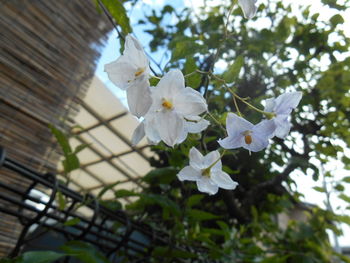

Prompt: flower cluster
[
  {"left": 105, "top": 30, "right": 302, "bottom": 195},
  {"left": 219, "top": 92, "right": 302, "bottom": 152},
  {"left": 105, "top": 35, "right": 209, "bottom": 148}
]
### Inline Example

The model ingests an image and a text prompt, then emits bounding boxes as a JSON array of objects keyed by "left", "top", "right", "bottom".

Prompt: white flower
[
  {"left": 263, "top": 92, "right": 302, "bottom": 139},
  {"left": 177, "top": 147, "right": 238, "bottom": 195},
  {"left": 218, "top": 113, "right": 276, "bottom": 152},
  {"left": 104, "top": 34, "right": 152, "bottom": 117},
  {"left": 137, "top": 69, "right": 208, "bottom": 147},
  {"left": 238, "top": 0, "right": 258, "bottom": 19}
]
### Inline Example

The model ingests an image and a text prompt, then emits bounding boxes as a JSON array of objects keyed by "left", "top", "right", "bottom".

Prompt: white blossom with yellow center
[
  {"left": 132, "top": 70, "right": 209, "bottom": 147},
  {"left": 263, "top": 91, "right": 302, "bottom": 139},
  {"left": 104, "top": 34, "right": 151, "bottom": 118},
  {"left": 177, "top": 147, "right": 238, "bottom": 195},
  {"left": 218, "top": 113, "right": 276, "bottom": 152}
]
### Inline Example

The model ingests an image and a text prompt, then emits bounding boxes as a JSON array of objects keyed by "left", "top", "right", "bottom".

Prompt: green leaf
[
  {"left": 149, "top": 76, "right": 160, "bottom": 87},
  {"left": 74, "top": 143, "right": 90, "bottom": 154},
  {"left": 62, "top": 153, "right": 80, "bottom": 173},
  {"left": 187, "top": 209, "right": 220, "bottom": 221},
  {"left": 61, "top": 241, "right": 110, "bottom": 263},
  {"left": 184, "top": 56, "right": 201, "bottom": 88},
  {"left": 152, "top": 247, "right": 196, "bottom": 259},
  {"left": 114, "top": 189, "right": 137, "bottom": 198},
  {"left": 313, "top": 186, "right": 325, "bottom": 193},
  {"left": 222, "top": 55, "right": 244, "bottom": 83},
  {"left": 99, "top": 200, "right": 122, "bottom": 211},
  {"left": 57, "top": 190, "right": 66, "bottom": 210},
  {"left": 339, "top": 194, "right": 350, "bottom": 203},
  {"left": 139, "top": 194, "right": 181, "bottom": 218},
  {"left": 335, "top": 184, "right": 345, "bottom": 191},
  {"left": 49, "top": 124, "right": 72, "bottom": 155},
  {"left": 17, "top": 251, "right": 65, "bottom": 263},
  {"left": 142, "top": 167, "right": 177, "bottom": 185},
  {"left": 64, "top": 217, "right": 81, "bottom": 226},
  {"left": 171, "top": 39, "right": 207, "bottom": 61},
  {"left": 330, "top": 14, "right": 344, "bottom": 27},
  {"left": 99, "top": 0, "right": 131, "bottom": 34},
  {"left": 186, "top": 194, "right": 204, "bottom": 208},
  {"left": 343, "top": 176, "right": 350, "bottom": 183},
  {"left": 97, "top": 181, "right": 121, "bottom": 199},
  {"left": 336, "top": 215, "right": 350, "bottom": 225}
]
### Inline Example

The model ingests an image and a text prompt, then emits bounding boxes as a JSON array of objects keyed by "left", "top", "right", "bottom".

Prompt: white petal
[
  {"left": 274, "top": 92, "right": 302, "bottom": 115},
  {"left": 144, "top": 114, "right": 161, "bottom": 144},
  {"left": 176, "top": 128, "right": 188, "bottom": 144},
  {"left": 238, "top": 0, "right": 258, "bottom": 19},
  {"left": 185, "top": 118, "right": 210, "bottom": 133},
  {"left": 196, "top": 177, "right": 219, "bottom": 195},
  {"left": 185, "top": 115, "right": 201, "bottom": 121},
  {"left": 131, "top": 121, "right": 145, "bottom": 146},
  {"left": 189, "top": 147, "right": 204, "bottom": 170},
  {"left": 211, "top": 159, "right": 222, "bottom": 173},
  {"left": 226, "top": 113, "right": 254, "bottom": 137},
  {"left": 126, "top": 80, "right": 152, "bottom": 118},
  {"left": 247, "top": 120, "right": 275, "bottom": 152},
  {"left": 124, "top": 34, "right": 149, "bottom": 69},
  {"left": 263, "top": 98, "right": 276, "bottom": 113},
  {"left": 177, "top": 166, "right": 201, "bottom": 181},
  {"left": 274, "top": 115, "right": 292, "bottom": 139},
  {"left": 174, "top": 88, "right": 207, "bottom": 116},
  {"left": 155, "top": 111, "right": 184, "bottom": 147},
  {"left": 211, "top": 171, "right": 238, "bottom": 190},
  {"left": 245, "top": 136, "right": 268, "bottom": 152},
  {"left": 104, "top": 56, "right": 136, "bottom": 90},
  {"left": 155, "top": 69, "right": 185, "bottom": 98},
  {"left": 218, "top": 135, "right": 245, "bottom": 150},
  {"left": 203, "top": 151, "right": 220, "bottom": 169},
  {"left": 253, "top": 119, "right": 276, "bottom": 139}
]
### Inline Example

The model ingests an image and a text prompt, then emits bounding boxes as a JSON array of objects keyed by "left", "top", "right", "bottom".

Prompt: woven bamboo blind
[{"left": 0, "top": 0, "right": 111, "bottom": 256}]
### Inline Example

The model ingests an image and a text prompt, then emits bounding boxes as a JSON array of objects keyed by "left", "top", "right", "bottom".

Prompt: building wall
[{"left": 0, "top": 0, "right": 111, "bottom": 256}]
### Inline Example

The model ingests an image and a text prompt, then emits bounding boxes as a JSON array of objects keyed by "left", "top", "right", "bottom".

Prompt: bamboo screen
[{"left": 0, "top": 0, "right": 111, "bottom": 256}]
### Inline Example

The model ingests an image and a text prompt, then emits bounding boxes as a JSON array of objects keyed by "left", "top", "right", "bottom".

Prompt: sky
[{"left": 94, "top": 0, "right": 350, "bottom": 247}]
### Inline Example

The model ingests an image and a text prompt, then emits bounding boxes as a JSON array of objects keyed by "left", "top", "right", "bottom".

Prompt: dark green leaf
[
  {"left": 114, "top": 189, "right": 137, "bottom": 198},
  {"left": 49, "top": 124, "right": 72, "bottom": 155},
  {"left": 152, "top": 246, "right": 196, "bottom": 259},
  {"left": 222, "top": 55, "right": 244, "bottom": 83},
  {"left": 313, "top": 186, "right": 325, "bottom": 193},
  {"left": 97, "top": 181, "right": 121, "bottom": 199},
  {"left": 330, "top": 14, "right": 344, "bottom": 27},
  {"left": 74, "top": 143, "right": 90, "bottom": 154},
  {"left": 142, "top": 167, "right": 177, "bottom": 185},
  {"left": 186, "top": 194, "right": 204, "bottom": 208},
  {"left": 57, "top": 191, "right": 66, "bottom": 211},
  {"left": 62, "top": 153, "right": 80, "bottom": 173},
  {"left": 61, "top": 241, "right": 110, "bottom": 263},
  {"left": 64, "top": 218, "right": 81, "bottom": 226},
  {"left": 17, "top": 251, "right": 65, "bottom": 263},
  {"left": 187, "top": 209, "right": 220, "bottom": 221},
  {"left": 99, "top": 0, "right": 131, "bottom": 34}
]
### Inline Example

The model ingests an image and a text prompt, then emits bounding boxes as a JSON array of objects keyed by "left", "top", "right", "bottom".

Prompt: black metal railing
[{"left": 0, "top": 146, "right": 166, "bottom": 261}]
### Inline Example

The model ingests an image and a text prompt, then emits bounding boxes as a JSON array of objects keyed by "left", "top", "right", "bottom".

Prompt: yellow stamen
[
  {"left": 134, "top": 67, "right": 145, "bottom": 77},
  {"left": 243, "top": 131, "right": 252, "bottom": 145},
  {"left": 245, "top": 134, "right": 252, "bottom": 145},
  {"left": 202, "top": 168, "right": 211, "bottom": 177},
  {"left": 162, "top": 99, "right": 173, "bottom": 110}
]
